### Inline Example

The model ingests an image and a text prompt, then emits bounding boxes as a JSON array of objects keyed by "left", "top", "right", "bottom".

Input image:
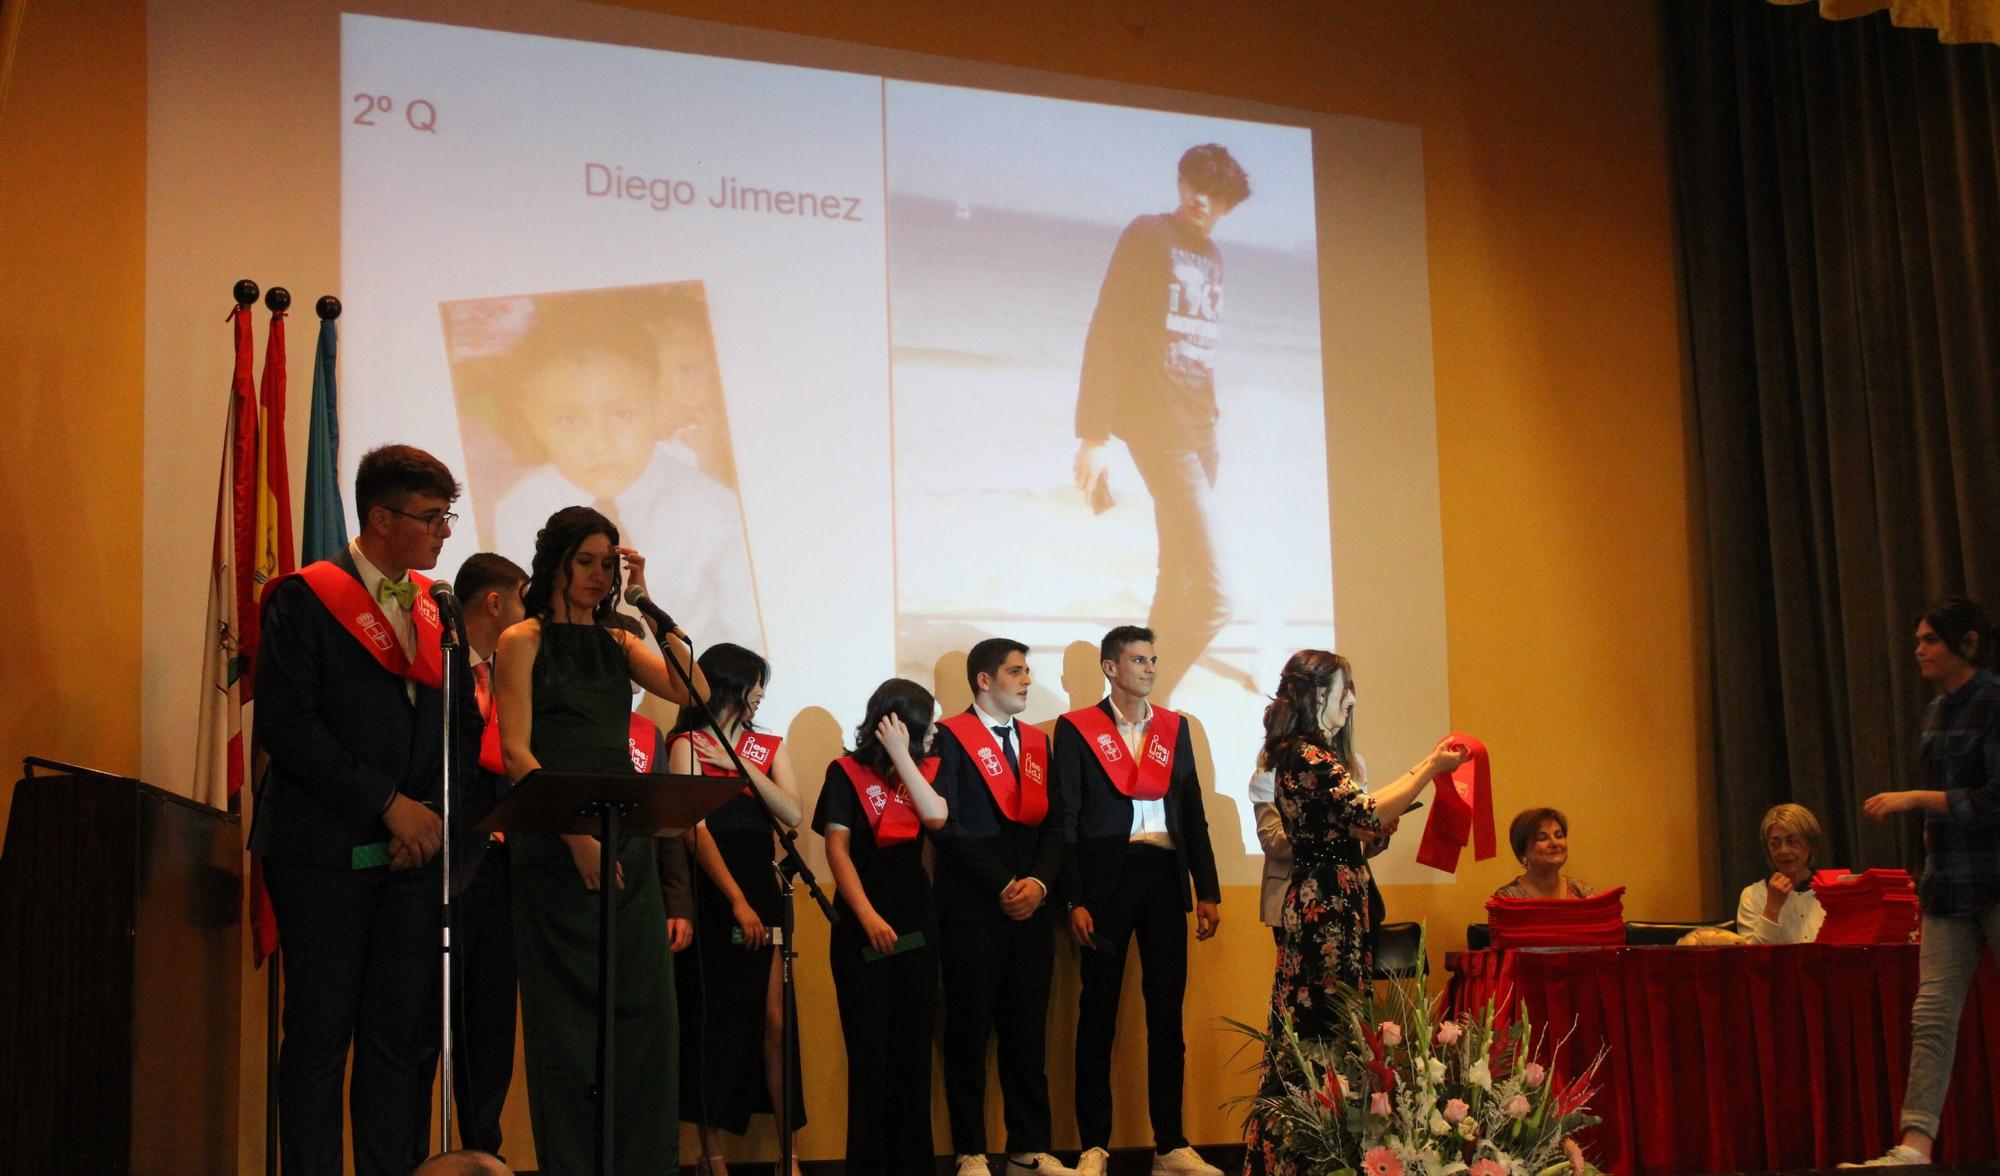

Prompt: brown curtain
[{"left": 1664, "top": 1, "right": 2000, "bottom": 893}]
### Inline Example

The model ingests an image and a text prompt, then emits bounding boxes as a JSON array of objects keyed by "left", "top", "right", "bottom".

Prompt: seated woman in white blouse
[{"left": 1735, "top": 802, "right": 1826, "bottom": 944}]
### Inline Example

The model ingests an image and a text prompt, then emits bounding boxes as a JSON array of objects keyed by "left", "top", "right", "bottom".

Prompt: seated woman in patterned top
[{"left": 1491, "top": 807, "right": 1595, "bottom": 899}]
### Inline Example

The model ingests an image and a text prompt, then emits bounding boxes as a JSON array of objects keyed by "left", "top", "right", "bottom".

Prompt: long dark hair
[
  {"left": 850, "top": 678, "right": 937, "bottom": 776},
  {"left": 1261, "top": 649, "right": 1355, "bottom": 767},
  {"left": 670, "top": 643, "right": 770, "bottom": 735},
  {"left": 521, "top": 505, "right": 621, "bottom": 624}
]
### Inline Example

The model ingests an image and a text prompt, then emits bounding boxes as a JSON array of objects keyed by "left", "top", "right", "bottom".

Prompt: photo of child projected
[{"left": 439, "top": 282, "right": 764, "bottom": 651}]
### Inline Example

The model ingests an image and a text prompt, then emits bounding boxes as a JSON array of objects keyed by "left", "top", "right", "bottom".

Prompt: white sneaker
[
  {"left": 957, "top": 1156, "right": 992, "bottom": 1176},
  {"left": 1007, "top": 1154, "right": 1079, "bottom": 1176},
  {"left": 1076, "top": 1147, "right": 1110, "bottom": 1176},
  {"left": 1153, "top": 1146, "right": 1224, "bottom": 1175},
  {"left": 1839, "top": 1145, "right": 1929, "bottom": 1168}
]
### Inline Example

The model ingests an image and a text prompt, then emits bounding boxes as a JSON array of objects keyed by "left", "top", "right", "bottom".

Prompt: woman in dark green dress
[{"left": 493, "top": 505, "right": 707, "bottom": 1175}]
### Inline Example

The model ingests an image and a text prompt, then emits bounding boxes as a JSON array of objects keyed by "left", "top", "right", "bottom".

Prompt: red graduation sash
[
  {"left": 1415, "top": 732, "right": 1495, "bottom": 874},
  {"left": 1061, "top": 703, "right": 1180, "bottom": 801},
  {"left": 475, "top": 663, "right": 504, "bottom": 774},
  {"left": 627, "top": 713, "right": 662, "bottom": 772},
  {"left": 294, "top": 560, "right": 444, "bottom": 689},
  {"left": 669, "top": 729, "right": 783, "bottom": 796},
  {"left": 834, "top": 753, "right": 939, "bottom": 847},
  {"left": 938, "top": 711, "right": 1050, "bottom": 825}
]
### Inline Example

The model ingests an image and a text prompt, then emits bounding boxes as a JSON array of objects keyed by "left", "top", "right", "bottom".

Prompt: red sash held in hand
[
  {"left": 1415, "top": 732, "right": 1494, "bottom": 874},
  {"left": 835, "top": 754, "right": 939, "bottom": 847},
  {"left": 938, "top": 712, "right": 1050, "bottom": 825},
  {"left": 1061, "top": 704, "right": 1179, "bottom": 801},
  {"left": 670, "top": 730, "right": 783, "bottom": 796},
  {"left": 294, "top": 561, "right": 444, "bottom": 689}
]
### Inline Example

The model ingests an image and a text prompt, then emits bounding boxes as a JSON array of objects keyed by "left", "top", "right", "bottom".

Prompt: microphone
[
  {"left": 623, "top": 584, "right": 678, "bottom": 635},
  {"left": 427, "top": 579, "right": 460, "bottom": 619}
]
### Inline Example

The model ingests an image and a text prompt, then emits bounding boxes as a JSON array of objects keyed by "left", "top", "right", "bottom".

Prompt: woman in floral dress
[{"left": 1244, "top": 650, "right": 1467, "bottom": 1176}]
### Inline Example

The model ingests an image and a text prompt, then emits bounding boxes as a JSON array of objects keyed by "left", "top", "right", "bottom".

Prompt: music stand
[{"left": 478, "top": 770, "right": 740, "bottom": 1176}]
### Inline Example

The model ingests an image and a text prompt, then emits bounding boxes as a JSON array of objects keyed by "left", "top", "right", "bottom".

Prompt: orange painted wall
[{"left": 0, "top": 1, "right": 1706, "bottom": 1168}]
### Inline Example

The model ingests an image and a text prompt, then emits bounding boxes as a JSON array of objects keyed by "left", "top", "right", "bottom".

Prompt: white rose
[
  {"left": 1427, "top": 1057, "right": 1448, "bottom": 1083},
  {"left": 1466, "top": 1057, "right": 1493, "bottom": 1092},
  {"left": 1430, "top": 1111, "right": 1451, "bottom": 1136}
]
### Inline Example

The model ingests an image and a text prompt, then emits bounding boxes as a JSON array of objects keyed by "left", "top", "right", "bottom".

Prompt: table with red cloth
[{"left": 1443, "top": 945, "right": 2000, "bottom": 1174}]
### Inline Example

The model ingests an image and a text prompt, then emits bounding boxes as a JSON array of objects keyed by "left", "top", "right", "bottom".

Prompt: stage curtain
[
  {"left": 1771, "top": 0, "right": 2000, "bottom": 46},
  {"left": 1664, "top": 1, "right": 2000, "bottom": 896}
]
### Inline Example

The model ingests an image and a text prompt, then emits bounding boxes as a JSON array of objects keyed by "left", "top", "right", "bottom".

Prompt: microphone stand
[
  {"left": 431, "top": 585, "right": 464, "bottom": 1154},
  {"left": 631, "top": 593, "right": 833, "bottom": 1176}
]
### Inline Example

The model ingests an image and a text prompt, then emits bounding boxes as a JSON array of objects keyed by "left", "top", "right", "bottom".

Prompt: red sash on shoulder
[
  {"left": 1061, "top": 703, "right": 1180, "bottom": 801},
  {"left": 628, "top": 713, "right": 662, "bottom": 772},
  {"left": 669, "top": 729, "right": 783, "bottom": 796},
  {"left": 475, "top": 666, "right": 504, "bottom": 775},
  {"left": 938, "top": 711, "right": 1050, "bottom": 825},
  {"left": 294, "top": 561, "right": 444, "bottom": 689},
  {"left": 834, "top": 753, "right": 938, "bottom": 847}
]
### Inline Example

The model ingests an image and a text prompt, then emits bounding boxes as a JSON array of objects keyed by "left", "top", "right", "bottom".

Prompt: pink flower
[
  {"left": 1523, "top": 1061, "right": 1547, "bottom": 1090},
  {"left": 1369, "top": 1090, "right": 1393, "bottom": 1117},
  {"left": 1360, "top": 1146, "right": 1406, "bottom": 1176},
  {"left": 1443, "top": 1097, "right": 1470, "bottom": 1124},
  {"left": 1378, "top": 1020, "right": 1404, "bottom": 1047},
  {"left": 1436, "top": 1020, "right": 1463, "bottom": 1046},
  {"left": 1468, "top": 1161, "right": 1508, "bottom": 1176},
  {"left": 1563, "top": 1136, "right": 1587, "bottom": 1174},
  {"left": 1504, "top": 1094, "right": 1532, "bottom": 1118}
]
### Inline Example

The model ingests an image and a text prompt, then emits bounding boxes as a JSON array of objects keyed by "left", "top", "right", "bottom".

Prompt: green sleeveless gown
[{"left": 512, "top": 622, "right": 678, "bottom": 1174}]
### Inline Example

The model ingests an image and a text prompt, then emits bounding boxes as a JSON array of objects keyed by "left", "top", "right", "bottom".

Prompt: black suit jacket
[
  {"left": 247, "top": 551, "right": 481, "bottom": 868},
  {"left": 930, "top": 712, "right": 1067, "bottom": 924},
  {"left": 1053, "top": 700, "right": 1221, "bottom": 913}
]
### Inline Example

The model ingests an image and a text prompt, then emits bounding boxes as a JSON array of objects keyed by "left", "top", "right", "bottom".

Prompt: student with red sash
[
  {"left": 249, "top": 445, "right": 478, "bottom": 1176},
  {"left": 663, "top": 642, "right": 808, "bottom": 1175},
  {"left": 434, "top": 552, "right": 529, "bottom": 1160},
  {"left": 812, "top": 678, "right": 951, "bottom": 1176},
  {"left": 492, "top": 505, "right": 708, "bottom": 1176},
  {"left": 1054, "top": 626, "right": 1223, "bottom": 1176},
  {"left": 932, "top": 638, "right": 1076, "bottom": 1176}
]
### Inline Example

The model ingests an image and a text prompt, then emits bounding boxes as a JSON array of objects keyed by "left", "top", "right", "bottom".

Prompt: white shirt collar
[
  {"left": 348, "top": 538, "right": 409, "bottom": 611},
  {"left": 971, "top": 701, "right": 1017, "bottom": 736},
  {"left": 1110, "top": 695, "right": 1153, "bottom": 731}
]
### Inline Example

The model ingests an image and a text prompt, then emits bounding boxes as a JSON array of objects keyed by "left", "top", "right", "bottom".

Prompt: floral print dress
[{"left": 1244, "top": 738, "right": 1381, "bottom": 1176}]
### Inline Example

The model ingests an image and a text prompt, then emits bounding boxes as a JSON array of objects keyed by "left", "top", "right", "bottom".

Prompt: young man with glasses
[{"left": 248, "top": 444, "right": 481, "bottom": 1176}]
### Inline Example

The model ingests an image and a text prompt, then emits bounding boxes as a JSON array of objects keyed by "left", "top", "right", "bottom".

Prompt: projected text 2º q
[{"left": 584, "top": 164, "right": 865, "bottom": 223}]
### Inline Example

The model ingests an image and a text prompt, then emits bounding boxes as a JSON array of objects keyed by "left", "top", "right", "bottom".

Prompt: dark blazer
[
  {"left": 247, "top": 550, "right": 480, "bottom": 868},
  {"left": 930, "top": 711, "right": 1067, "bottom": 924},
  {"left": 1053, "top": 699, "right": 1221, "bottom": 913}
]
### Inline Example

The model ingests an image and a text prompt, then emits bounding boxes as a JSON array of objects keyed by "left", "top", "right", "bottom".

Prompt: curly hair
[
  {"left": 520, "top": 505, "right": 621, "bottom": 624},
  {"left": 1261, "top": 649, "right": 1354, "bottom": 767}
]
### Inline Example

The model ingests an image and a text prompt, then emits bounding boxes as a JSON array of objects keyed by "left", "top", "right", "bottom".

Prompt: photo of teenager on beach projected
[{"left": 439, "top": 282, "right": 765, "bottom": 652}]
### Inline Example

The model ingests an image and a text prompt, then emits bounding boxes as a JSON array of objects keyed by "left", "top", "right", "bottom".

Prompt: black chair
[
  {"left": 1371, "top": 921, "right": 1423, "bottom": 980},
  {"left": 1466, "top": 922, "right": 1492, "bottom": 951},
  {"left": 1624, "top": 919, "right": 1731, "bottom": 946}
]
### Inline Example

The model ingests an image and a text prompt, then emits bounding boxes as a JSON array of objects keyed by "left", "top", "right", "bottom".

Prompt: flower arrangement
[{"left": 1230, "top": 928, "right": 1606, "bottom": 1176}]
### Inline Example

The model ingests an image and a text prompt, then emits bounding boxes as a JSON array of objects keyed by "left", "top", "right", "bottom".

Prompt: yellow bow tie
[{"left": 375, "top": 578, "right": 417, "bottom": 609}]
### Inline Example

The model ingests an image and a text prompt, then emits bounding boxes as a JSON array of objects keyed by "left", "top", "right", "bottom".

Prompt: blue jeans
[
  {"left": 1128, "top": 442, "right": 1232, "bottom": 703},
  {"left": 1900, "top": 903, "right": 2000, "bottom": 1137}
]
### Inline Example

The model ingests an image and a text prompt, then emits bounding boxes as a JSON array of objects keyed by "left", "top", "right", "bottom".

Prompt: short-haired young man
[
  {"left": 1073, "top": 144, "right": 1253, "bottom": 703},
  {"left": 932, "top": 638, "right": 1076, "bottom": 1176},
  {"left": 249, "top": 444, "right": 480, "bottom": 1176},
  {"left": 1054, "top": 626, "right": 1222, "bottom": 1176}
]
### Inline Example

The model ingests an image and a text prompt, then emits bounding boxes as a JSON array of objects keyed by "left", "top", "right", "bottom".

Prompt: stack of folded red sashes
[
  {"left": 1811, "top": 868, "right": 1920, "bottom": 944},
  {"left": 1485, "top": 885, "right": 1627, "bottom": 949}
]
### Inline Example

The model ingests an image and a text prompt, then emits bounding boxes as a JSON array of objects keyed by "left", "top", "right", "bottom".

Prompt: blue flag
[{"left": 301, "top": 315, "right": 347, "bottom": 562}]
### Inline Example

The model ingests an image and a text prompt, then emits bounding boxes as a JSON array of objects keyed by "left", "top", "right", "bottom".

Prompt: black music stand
[{"left": 478, "top": 770, "right": 740, "bottom": 1176}]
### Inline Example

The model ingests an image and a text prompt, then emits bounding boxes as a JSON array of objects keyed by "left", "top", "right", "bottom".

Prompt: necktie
[
  {"left": 991, "top": 724, "right": 1019, "bottom": 776},
  {"left": 376, "top": 578, "right": 416, "bottom": 609},
  {"left": 472, "top": 660, "right": 492, "bottom": 714}
]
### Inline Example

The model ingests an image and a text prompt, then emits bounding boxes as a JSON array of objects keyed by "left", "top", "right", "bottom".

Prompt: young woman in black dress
[{"left": 813, "top": 678, "right": 952, "bottom": 1176}]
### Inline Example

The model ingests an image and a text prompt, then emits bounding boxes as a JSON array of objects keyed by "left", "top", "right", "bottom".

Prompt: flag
[
  {"left": 302, "top": 310, "right": 346, "bottom": 562},
  {"left": 193, "top": 302, "right": 260, "bottom": 811},
  {"left": 245, "top": 301, "right": 295, "bottom": 963}
]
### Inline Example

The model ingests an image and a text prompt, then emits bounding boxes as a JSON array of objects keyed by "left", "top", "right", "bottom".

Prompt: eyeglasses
[{"left": 383, "top": 506, "right": 459, "bottom": 534}]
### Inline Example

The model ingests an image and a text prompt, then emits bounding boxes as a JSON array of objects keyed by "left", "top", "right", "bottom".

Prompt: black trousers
[
  {"left": 940, "top": 908, "right": 1057, "bottom": 1155},
  {"left": 413, "top": 841, "right": 516, "bottom": 1158},
  {"left": 832, "top": 928, "right": 939, "bottom": 1174},
  {"left": 1130, "top": 442, "right": 1230, "bottom": 703},
  {"left": 1075, "top": 847, "right": 1189, "bottom": 1152},
  {"left": 264, "top": 856, "right": 440, "bottom": 1176}
]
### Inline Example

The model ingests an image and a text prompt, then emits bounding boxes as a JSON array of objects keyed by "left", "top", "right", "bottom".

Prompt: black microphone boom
[{"left": 622, "top": 585, "right": 677, "bottom": 635}]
